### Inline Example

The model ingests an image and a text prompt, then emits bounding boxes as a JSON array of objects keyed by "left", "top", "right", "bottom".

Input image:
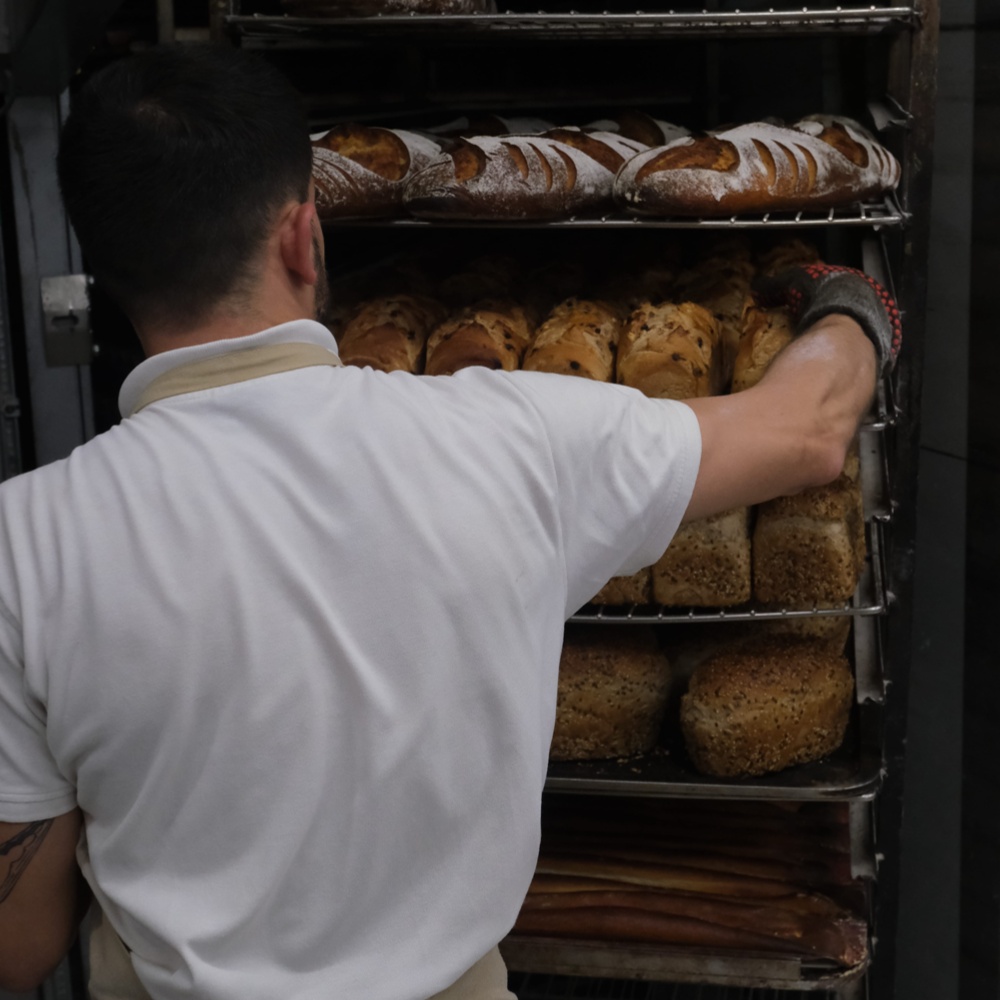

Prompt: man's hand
[{"left": 753, "top": 263, "right": 902, "bottom": 375}]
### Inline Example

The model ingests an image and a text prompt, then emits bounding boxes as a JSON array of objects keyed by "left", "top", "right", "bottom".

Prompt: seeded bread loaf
[
  {"left": 752, "top": 473, "right": 866, "bottom": 606},
  {"left": 652, "top": 507, "right": 751, "bottom": 607},
  {"left": 615, "top": 116, "right": 901, "bottom": 217},
  {"left": 589, "top": 570, "right": 652, "bottom": 606},
  {"left": 680, "top": 637, "right": 854, "bottom": 777},
  {"left": 550, "top": 626, "right": 671, "bottom": 761},
  {"left": 337, "top": 295, "right": 446, "bottom": 373},
  {"left": 424, "top": 299, "right": 535, "bottom": 375}
]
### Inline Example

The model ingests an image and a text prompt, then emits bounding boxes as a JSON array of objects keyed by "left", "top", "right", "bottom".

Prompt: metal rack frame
[{"left": 225, "top": 3, "right": 938, "bottom": 996}]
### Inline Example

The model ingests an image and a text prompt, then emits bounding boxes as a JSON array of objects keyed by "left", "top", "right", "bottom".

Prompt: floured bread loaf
[
  {"left": 551, "top": 626, "right": 671, "bottom": 761},
  {"left": 424, "top": 298, "right": 535, "bottom": 375},
  {"left": 522, "top": 298, "right": 622, "bottom": 382},
  {"left": 617, "top": 301, "right": 722, "bottom": 399},
  {"left": 652, "top": 507, "right": 751, "bottom": 607},
  {"left": 680, "top": 636, "right": 854, "bottom": 777},
  {"left": 312, "top": 125, "right": 441, "bottom": 219},
  {"left": 404, "top": 131, "right": 647, "bottom": 220},
  {"left": 337, "top": 294, "right": 446, "bottom": 373},
  {"left": 615, "top": 115, "right": 901, "bottom": 217},
  {"left": 753, "top": 473, "right": 866, "bottom": 606},
  {"left": 585, "top": 110, "right": 690, "bottom": 147}
]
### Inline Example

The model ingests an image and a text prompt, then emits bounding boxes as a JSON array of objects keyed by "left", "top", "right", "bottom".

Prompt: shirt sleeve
[
  {"left": 506, "top": 371, "right": 703, "bottom": 616},
  {"left": 0, "top": 595, "right": 76, "bottom": 821}
]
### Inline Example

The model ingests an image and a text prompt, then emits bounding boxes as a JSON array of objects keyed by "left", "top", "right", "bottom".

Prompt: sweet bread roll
[
  {"left": 337, "top": 294, "right": 446, "bottom": 373},
  {"left": 752, "top": 473, "right": 866, "bottom": 606},
  {"left": 652, "top": 507, "right": 751, "bottom": 607},
  {"left": 615, "top": 116, "right": 901, "bottom": 217},
  {"left": 680, "top": 636, "right": 854, "bottom": 777},
  {"left": 616, "top": 301, "right": 722, "bottom": 399},
  {"left": 731, "top": 300, "right": 795, "bottom": 392},
  {"left": 311, "top": 125, "right": 442, "bottom": 220},
  {"left": 404, "top": 131, "right": 646, "bottom": 220},
  {"left": 522, "top": 298, "right": 622, "bottom": 382},
  {"left": 551, "top": 626, "right": 671, "bottom": 761},
  {"left": 424, "top": 299, "right": 535, "bottom": 375}
]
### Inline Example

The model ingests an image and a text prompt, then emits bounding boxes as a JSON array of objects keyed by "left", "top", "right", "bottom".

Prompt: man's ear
[{"left": 279, "top": 200, "right": 319, "bottom": 287}]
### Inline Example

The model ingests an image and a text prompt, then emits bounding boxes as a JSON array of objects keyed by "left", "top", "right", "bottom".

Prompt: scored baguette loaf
[
  {"left": 424, "top": 298, "right": 535, "bottom": 375},
  {"left": 337, "top": 294, "right": 446, "bottom": 373},
  {"left": 312, "top": 124, "right": 442, "bottom": 220},
  {"left": 404, "top": 131, "right": 646, "bottom": 220},
  {"left": 615, "top": 115, "right": 901, "bottom": 217}
]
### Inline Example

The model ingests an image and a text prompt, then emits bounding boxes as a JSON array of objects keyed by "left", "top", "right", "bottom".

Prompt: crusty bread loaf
[
  {"left": 754, "top": 610, "right": 854, "bottom": 655},
  {"left": 404, "top": 131, "right": 646, "bottom": 220},
  {"left": 680, "top": 636, "right": 854, "bottom": 777},
  {"left": 756, "top": 237, "right": 822, "bottom": 277},
  {"left": 550, "top": 626, "right": 671, "bottom": 761},
  {"left": 616, "top": 300, "right": 722, "bottom": 399},
  {"left": 312, "top": 125, "right": 442, "bottom": 220},
  {"left": 753, "top": 473, "right": 866, "bottom": 606},
  {"left": 522, "top": 298, "right": 622, "bottom": 382},
  {"left": 426, "top": 114, "right": 555, "bottom": 138},
  {"left": 585, "top": 110, "right": 690, "bottom": 147},
  {"left": 615, "top": 116, "right": 901, "bottom": 217},
  {"left": 589, "top": 568, "right": 652, "bottom": 606},
  {"left": 424, "top": 298, "right": 535, "bottom": 375},
  {"left": 731, "top": 300, "right": 795, "bottom": 392},
  {"left": 652, "top": 507, "right": 751, "bottom": 607},
  {"left": 337, "top": 294, "right": 446, "bottom": 373}
]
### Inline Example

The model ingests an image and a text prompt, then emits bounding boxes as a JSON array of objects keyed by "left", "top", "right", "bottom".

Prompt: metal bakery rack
[{"left": 233, "top": 1, "right": 939, "bottom": 996}]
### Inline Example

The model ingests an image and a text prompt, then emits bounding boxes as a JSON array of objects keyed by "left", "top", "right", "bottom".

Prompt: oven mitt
[{"left": 753, "top": 263, "right": 902, "bottom": 375}]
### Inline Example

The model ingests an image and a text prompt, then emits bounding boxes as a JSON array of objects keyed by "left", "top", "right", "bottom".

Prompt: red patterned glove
[{"left": 753, "top": 263, "right": 902, "bottom": 375}]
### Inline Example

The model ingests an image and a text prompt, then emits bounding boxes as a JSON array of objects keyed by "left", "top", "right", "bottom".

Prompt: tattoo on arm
[{"left": 0, "top": 819, "right": 53, "bottom": 904}]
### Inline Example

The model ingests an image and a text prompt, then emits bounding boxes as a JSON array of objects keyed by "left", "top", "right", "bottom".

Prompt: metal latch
[{"left": 40, "top": 274, "right": 93, "bottom": 367}]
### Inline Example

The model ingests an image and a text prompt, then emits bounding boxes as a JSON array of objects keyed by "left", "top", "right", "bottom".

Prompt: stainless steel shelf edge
[
  {"left": 229, "top": 7, "right": 918, "bottom": 44},
  {"left": 499, "top": 936, "right": 869, "bottom": 991},
  {"left": 320, "top": 196, "right": 906, "bottom": 230}
]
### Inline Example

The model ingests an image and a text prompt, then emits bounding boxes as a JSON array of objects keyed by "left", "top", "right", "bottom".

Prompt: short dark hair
[{"left": 58, "top": 44, "right": 311, "bottom": 330}]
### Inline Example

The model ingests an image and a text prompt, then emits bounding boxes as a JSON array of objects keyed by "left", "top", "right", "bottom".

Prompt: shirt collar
[{"left": 118, "top": 320, "right": 341, "bottom": 419}]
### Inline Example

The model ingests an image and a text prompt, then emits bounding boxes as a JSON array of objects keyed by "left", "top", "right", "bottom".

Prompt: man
[{"left": 0, "top": 43, "right": 894, "bottom": 1000}]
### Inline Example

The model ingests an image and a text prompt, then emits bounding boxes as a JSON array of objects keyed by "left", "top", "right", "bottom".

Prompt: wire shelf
[
  {"left": 320, "top": 195, "right": 907, "bottom": 231},
  {"left": 230, "top": 7, "right": 918, "bottom": 45}
]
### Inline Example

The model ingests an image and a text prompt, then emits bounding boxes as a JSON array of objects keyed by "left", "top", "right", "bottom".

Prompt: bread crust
[
  {"left": 523, "top": 297, "right": 622, "bottom": 382},
  {"left": 615, "top": 116, "right": 900, "bottom": 217},
  {"left": 337, "top": 294, "right": 446, "bottom": 373},
  {"left": 312, "top": 125, "right": 441, "bottom": 219},
  {"left": 617, "top": 300, "right": 722, "bottom": 399},
  {"left": 680, "top": 637, "right": 855, "bottom": 777},
  {"left": 424, "top": 299, "right": 535, "bottom": 375},
  {"left": 551, "top": 627, "right": 670, "bottom": 761}
]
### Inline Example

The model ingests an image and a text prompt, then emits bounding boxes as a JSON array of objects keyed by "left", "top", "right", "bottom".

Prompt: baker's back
[{"left": 0, "top": 337, "right": 700, "bottom": 1000}]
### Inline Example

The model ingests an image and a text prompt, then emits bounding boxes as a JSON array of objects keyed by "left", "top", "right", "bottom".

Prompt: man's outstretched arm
[{"left": 681, "top": 312, "right": 878, "bottom": 523}]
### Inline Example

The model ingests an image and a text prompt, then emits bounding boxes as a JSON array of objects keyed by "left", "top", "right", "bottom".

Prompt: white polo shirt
[{"left": 0, "top": 320, "right": 700, "bottom": 1000}]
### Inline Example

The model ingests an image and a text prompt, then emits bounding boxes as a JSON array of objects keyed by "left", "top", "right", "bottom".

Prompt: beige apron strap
[
  {"left": 88, "top": 908, "right": 153, "bottom": 1000},
  {"left": 427, "top": 946, "right": 517, "bottom": 1000},
  {"left": 133, "top": 342, "right": 342, "bottom": 414}
]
